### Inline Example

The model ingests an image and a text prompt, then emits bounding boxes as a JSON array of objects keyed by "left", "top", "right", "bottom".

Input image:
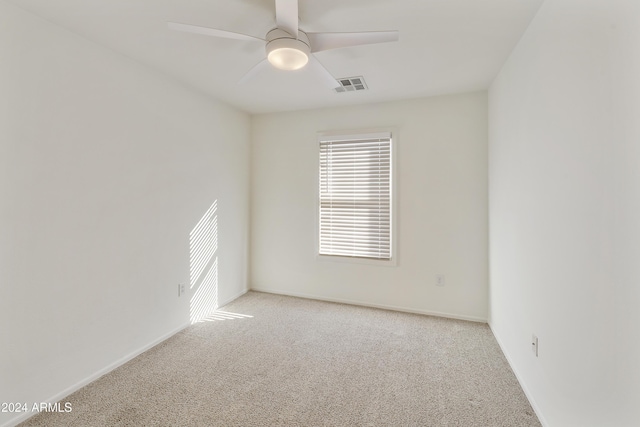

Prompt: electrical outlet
[
  {"left": 436, "top": 274, "right": 446, "bottom": 287},
  {"left": 178, "top": 283, "right": 186, "bottom": 297},
  {"left": 532, "top": 334, "right": 538, "bottom": 357}
]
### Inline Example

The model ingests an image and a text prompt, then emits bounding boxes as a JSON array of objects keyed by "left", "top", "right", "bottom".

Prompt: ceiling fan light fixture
[
  {"left": 266, "top": 29, "right": 311, "bottom": 71},
  {"left": 268, "top": 47, "right": 308, "bottom": 70}
]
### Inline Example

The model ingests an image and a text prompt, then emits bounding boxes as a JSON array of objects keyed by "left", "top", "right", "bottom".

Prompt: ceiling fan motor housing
[{"left": 266, "top": 29, "right": 311, "bottom": 70}]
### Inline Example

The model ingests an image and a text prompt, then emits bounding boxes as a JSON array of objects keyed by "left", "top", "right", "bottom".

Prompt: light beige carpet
[{"left": 21, "top": 291, "right": 540, "bottom": 426}]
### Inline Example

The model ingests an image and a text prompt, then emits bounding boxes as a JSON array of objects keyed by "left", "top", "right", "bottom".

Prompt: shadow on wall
[{"left": 189, "top": 200, "right": 219, "bottom": 323}]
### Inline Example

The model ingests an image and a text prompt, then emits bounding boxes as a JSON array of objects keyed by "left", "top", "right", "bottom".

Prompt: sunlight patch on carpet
[{"left": 196, "top": 310, "right": 254, "bottom": 323}]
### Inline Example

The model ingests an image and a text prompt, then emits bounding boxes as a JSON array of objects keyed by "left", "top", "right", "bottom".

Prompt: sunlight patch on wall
[{"left": 189, "top": 200, "right": 219, "bottom": 324}]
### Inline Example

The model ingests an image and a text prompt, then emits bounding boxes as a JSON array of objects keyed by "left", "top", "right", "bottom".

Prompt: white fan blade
[
  {"left": 308, "top": 31, "right": 399, "bottom": 53},
  {"left": 275, "top": 0, "right": 298, "bottom": 38},
  {"left": 238, "top": 58, "right": 270, "bottom": 85},
  {"left": 168, "top": 22, "right": 264, "bottom": 42},
  {"left": 307, "top": 55, "right": 340, "bottom": 89}
]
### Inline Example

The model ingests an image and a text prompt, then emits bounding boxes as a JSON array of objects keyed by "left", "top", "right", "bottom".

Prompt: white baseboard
[
  {"left": 2, "top": 286, "right": 480, "bottom": 427},
  {"left": 488, "top": 323, "right": 548, "bottom": 427},
  {"left": 2, "top": 321, "right": 190, "bottom": 427},
  {"left": 2, "top": 286, "right": 250, "bottom": 427},
  {"left": 250, "top": 286, "right": 487, "bottom": 323},
  {"left": 218, "top": 287, "right": 249, "bottom": 308}
]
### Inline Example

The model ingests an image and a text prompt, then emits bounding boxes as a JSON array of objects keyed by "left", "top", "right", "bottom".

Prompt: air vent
[{"left": 334, "top": 76, "right": 368, "bottom": 93}]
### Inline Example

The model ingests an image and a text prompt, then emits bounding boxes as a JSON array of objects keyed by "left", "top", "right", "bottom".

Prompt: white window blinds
[{"left": 319, "top": 132, "right": 392, "bottom": 260}]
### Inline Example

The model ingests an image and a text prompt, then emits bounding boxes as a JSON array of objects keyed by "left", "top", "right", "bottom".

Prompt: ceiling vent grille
[{"left": 334, "top": 76, "right": 368, "bottom": 93}]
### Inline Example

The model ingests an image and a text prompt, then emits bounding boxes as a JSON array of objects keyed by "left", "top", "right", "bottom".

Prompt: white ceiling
[{"left": 8, "top": 0, "right": 543, "bottom": 114}]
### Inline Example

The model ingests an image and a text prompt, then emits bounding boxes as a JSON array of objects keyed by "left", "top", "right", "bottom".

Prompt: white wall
[
  {"left": 251, "top": 93, "right": 488, "bottom": 321},
  {"left": 0, "top": 2, "right": 250, "bottom": 425},
  {"left": 489, "top": 0, "right": 640, "bottom": 425},
  {"left": 610, "top": 2, "right": 640, "bottom": 421}
]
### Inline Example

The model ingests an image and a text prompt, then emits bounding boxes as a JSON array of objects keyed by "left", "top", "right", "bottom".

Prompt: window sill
[{"left": 315, "top": 254, "right": 397, "bottom": 267}]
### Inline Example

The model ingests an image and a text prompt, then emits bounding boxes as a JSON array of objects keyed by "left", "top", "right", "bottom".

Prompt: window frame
[{"left": 314, "top": 128, "right": 398, "bottom": 267}]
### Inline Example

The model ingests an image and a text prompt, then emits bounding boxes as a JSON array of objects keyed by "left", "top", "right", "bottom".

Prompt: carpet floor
[{"left": 21, "top": 291, "right": 540, "bottom": 426}]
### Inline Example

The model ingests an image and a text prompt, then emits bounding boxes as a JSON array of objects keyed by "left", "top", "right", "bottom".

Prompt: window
[{"left": 318, "top": 131, "right": 393, "bottom": 261}]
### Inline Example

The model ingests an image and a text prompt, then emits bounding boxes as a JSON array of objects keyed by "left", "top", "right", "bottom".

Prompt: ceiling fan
[{"left": 168, "top": 0, "right": 399, "bottom": 89}]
